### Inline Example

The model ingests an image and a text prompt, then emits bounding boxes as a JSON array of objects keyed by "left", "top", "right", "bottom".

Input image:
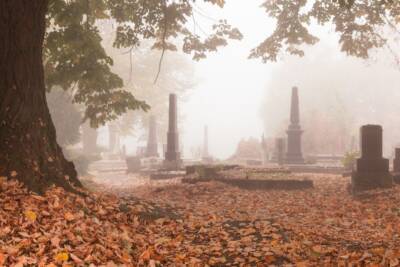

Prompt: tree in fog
[{"left": 0, "top": 0, "right": 241, "bottom": 193}]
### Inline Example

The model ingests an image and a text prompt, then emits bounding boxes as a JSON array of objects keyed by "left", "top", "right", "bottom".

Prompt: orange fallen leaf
[
  {"left": 24, "top": 210, "right": 37, "bottom": 222},
  {"left": 0, "top": 252, "right": 6, "bottom": 265},
  {"left": 64, "top": 212, "right": 75, "bottom": 222},
  {"left": 55, "top": 252, "right": 69, "bottom": 262},
  {"left": 139, "top": 248, "right": 151, "bottom": 261}
]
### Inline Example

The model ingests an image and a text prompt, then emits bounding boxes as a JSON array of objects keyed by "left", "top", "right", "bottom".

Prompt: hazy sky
[
  {"left": 111, "top": 1, "right": 400, "bottom": 160},
  {"left": 182, "top": 1, "right": 275, "bottom": 159},
  {"left": 179, "top": 1, "right": 400, "bottom": 159}
]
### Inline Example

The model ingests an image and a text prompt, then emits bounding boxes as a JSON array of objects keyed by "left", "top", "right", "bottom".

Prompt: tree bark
[{"left": 0, "top": 0, "right": 82, "bottom": 193}]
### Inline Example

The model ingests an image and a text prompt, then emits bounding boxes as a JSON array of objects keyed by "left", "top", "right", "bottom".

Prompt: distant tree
[{"left": 0, "top": 0, "right": 242, "bottom": 193}]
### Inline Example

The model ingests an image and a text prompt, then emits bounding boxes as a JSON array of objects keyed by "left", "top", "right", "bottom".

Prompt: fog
[
  {"left": 65, "top": 1, "right": 400, "bottom": 160},
  {"left": 181, "top": 1, "right": 400, "bottom": 159}
]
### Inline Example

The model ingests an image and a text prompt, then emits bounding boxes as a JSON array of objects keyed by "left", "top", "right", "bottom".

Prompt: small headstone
[{"left": 351, "top": 125, "right": 393, "bottom": 192}]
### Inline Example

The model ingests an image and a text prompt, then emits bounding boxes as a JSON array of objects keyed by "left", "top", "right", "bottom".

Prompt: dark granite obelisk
[
  {"left": 164, "top": 94, "right": 181, "bottom": 169},
  {"left": 285, "top": 87, "right": 304, "bottom": 164},
  {"left": 351, "top": 125, "right": 392, "bottom": 192},
  {"left": 145, "top": 116, "right": 159, "bottom": 157}
]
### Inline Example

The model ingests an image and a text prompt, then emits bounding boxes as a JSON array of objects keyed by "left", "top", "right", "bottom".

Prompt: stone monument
[
  {"left": 145, "top": 116, "right": 159, "bottom": 157},
  {"left": 285, "top": 86, "right": 304, "bottom": 164},
  {"left": 164, "top": 94, "right": 181, "bottom": 169},
  {"left": 351, "top": 125, "right": 392, "bottom": 192}
]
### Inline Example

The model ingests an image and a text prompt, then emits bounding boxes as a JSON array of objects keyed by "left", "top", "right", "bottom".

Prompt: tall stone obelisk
[
  {"left": 146, "top": 115, "right": 159, "bottom": 157},
  {"left": 285, "top": 86, "right": 304, "bottom": 164},
  {"left": 164, "top": 94, "right": 181, "bottom": 169}
]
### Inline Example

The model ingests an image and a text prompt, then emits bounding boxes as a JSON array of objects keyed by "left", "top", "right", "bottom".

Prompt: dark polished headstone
[
  {"left": 285, "top": 87, "right": 304, "bottom": 164},
  {"left": 352, "top": 125, "right": 392, "bottom": 192},
  {"left": 146, "top": 116, "right": 159, "bottom": 157},
  {"left": 164, "top": 94, "right": 181, "bottom": 169}
]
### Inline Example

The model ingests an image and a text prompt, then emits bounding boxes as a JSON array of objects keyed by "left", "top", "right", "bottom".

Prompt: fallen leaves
[
  {"left": 0, "top": 252, "right": 6, "bottom": 265},
  {"left": 3, "top": 170, "right": 400, "bottom": 265}
]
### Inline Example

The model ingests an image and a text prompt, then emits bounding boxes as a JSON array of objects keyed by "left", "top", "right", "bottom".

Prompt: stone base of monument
[{"left": 351, "top": 172, "right": 393, "bottom": 193}]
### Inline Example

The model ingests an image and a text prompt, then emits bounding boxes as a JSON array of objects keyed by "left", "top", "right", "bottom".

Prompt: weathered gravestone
[
  {"left": 286, "top": 86, "right": 304, "bottom": 164},
  {"left": 164, "top": 94, "right": 182, "bottom": 170},
  {"left": 351, "top": 125, "right": 393, "bottom": 192},
  {"left": 146, "top": 115, "right": 159, "bottom": 157}
]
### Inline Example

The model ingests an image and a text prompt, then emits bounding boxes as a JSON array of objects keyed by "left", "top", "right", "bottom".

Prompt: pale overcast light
[{"left": 181, "top": 1, "right": 275, "bottom": 159}]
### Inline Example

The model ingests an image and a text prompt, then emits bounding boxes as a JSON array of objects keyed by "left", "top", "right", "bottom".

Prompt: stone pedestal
[
  {"left": 351, "top": 125, "right": 393, "bottom": 192},
  {"left": 164, "top": 94, "right": 182, "bottom": 169},
  {"left": 285, "top": 87, "right": 304, "bottom": 164},
  {"left": 146, "top": 116, "right": 159, "bottom": 157}
]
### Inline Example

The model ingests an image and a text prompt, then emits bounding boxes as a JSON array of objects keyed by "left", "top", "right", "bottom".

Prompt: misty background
[{"left": 50, "top": 1, "right": 400, "bottom": 160}]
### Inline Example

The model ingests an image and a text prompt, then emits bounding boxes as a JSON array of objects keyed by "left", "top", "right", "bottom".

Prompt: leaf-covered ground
[{"left": 2, "top": 173, "right": 400, "bottom": 266}]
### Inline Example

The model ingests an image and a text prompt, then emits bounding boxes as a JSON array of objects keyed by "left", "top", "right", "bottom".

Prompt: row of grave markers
[{"left": 144, "top": 90, "right": 400, "bottom": 193}]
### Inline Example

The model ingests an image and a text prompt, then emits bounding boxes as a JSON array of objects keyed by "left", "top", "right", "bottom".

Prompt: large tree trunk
[{"left": 0, "top": 0, "right": 82, "bottom": 193}]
